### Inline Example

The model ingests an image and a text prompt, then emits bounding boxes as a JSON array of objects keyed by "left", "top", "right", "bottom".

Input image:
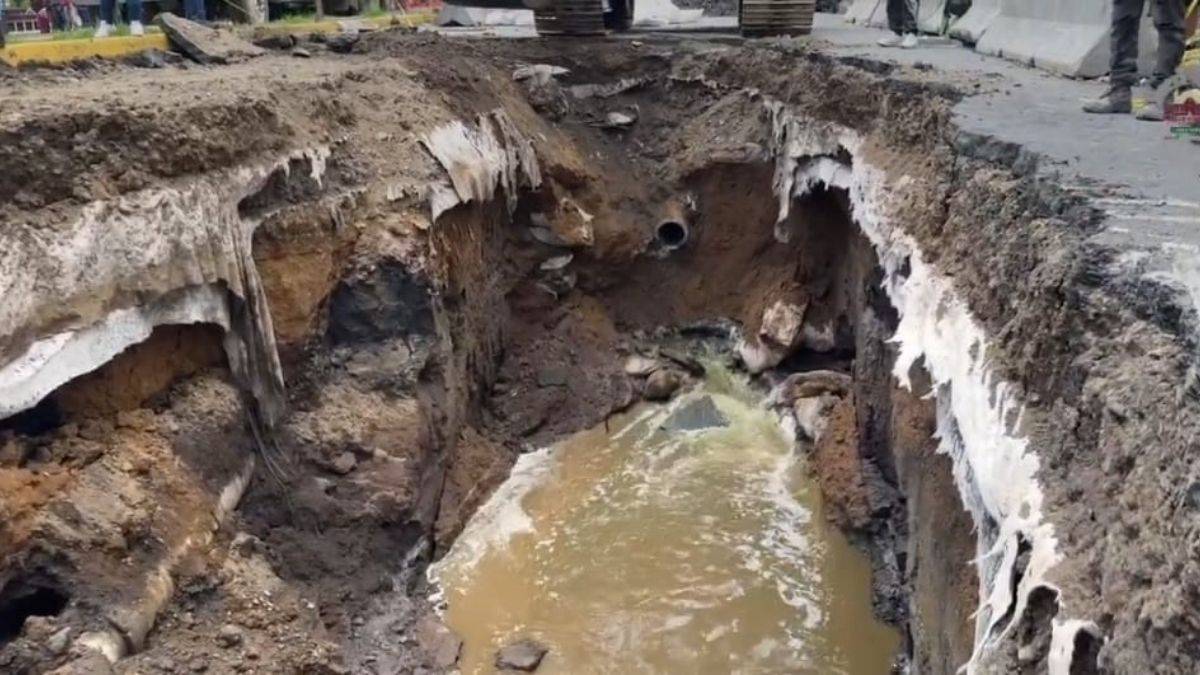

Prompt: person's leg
[
  {"left": 1135, "top": 0, "right": 1187, "bottom": 120},
  {"left": 126, "top": 0, "right": 144, "bottom": 33},
  {"left": 1151, "top": 0, "right": 1187, "bottom": 84},
  {"left": 184, "top": 0, "right": 206, "bottom": 22},
  {"left": 1110, "top": 0, "right": 1144, "bottom": 89},
  {"left": 881, "top": 0, "right": 919, "bottom": 46},
  {"left": 1085, "top": 0, "right": 1143, "bottom": 112},
  {"left": 97, "top": 0, "right": 116, "bottom": 35},
  {"left": 902, "top": 0, "right": 918, "bottom": 34}
]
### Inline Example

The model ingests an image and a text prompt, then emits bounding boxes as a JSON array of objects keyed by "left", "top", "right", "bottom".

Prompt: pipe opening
[
  {"left": 656, "top": 220, "right": 689, "bottom": 250},
  {"left": 0, "top": 576, "right": 70, "bottom": 645}
]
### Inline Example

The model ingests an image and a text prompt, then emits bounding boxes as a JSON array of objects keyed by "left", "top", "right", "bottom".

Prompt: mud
[{"left": 0, "top": 26, "right": 1197, "bottom": 675}]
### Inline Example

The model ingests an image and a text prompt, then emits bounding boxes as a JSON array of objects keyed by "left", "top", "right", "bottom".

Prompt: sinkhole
[{"left": 0, "top": 55, "right": 1011, "bottom": 672}]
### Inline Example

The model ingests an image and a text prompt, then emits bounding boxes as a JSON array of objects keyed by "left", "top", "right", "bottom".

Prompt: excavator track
[
  {"left": 534, "top": 0, "right": 608, "bottom": 36},
  {"left": 738, "top": 0, "right": 815, "bottom": 37}
]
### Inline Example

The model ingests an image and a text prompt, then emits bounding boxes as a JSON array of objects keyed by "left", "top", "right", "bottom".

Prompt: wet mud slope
[{"left": 1, "top": 30, "right": 1198, "bottom": 675}]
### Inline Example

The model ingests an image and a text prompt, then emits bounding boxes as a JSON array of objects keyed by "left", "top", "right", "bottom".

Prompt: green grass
[
  {"left": 7, "top": 24, "right": 161, "bottom": 43},
  {"left": 275, "top": 11, "right": 319, "bottom": 23}
]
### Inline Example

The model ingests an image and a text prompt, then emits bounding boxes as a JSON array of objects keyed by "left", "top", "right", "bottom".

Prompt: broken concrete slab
[
  {"left": 156, "top": 13, "right": 265, "bottom": 65},
  {"left": 661, "top": 395, "right": 729, "bottom": 433}
]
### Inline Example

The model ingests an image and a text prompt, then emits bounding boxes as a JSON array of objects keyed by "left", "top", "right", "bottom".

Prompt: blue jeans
[
  {"left": 100, "top": 0, "right": 143, "bottom": 23},
  {"left": 184, "top": 0, "right": 205, "bottom": 21}
]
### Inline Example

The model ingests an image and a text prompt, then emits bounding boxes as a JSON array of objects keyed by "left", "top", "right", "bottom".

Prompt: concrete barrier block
[{"left": 975, "top": 0, "right": 1158, "bottom": 78}]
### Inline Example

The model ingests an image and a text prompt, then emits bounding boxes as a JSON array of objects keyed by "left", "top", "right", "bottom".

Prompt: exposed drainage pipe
[
  {"left": 74, "top": 456, "right": 256, "bottom": 665},
  {"left": 655, "top": 200, "right": 692, "bottom": 252}
]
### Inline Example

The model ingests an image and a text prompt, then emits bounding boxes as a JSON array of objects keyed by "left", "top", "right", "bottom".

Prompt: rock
[
  {"left": 329, "top": 451, "right": 357, "bottom": 475},
  {"left": 793, "top": 395, "right": 838, "bottom": 442},
  {"left": 415, "top": 614, "right": 462, "bottom": 670},
  {"left": 759, "top": 300, "right": 807, "bottom": 349},
  {"left": 775, "top": 370, "right": 852, "bottom": 404},
  {"left": 539, "top": 254, "right": 573, "bottom": 272},
  {"left": 47, "top": 626, "right": 71, "bottom": 654},
  {"left": 623, "top": 355, "right": 660, "bottom": 377},
  {"left": 512, "top": 64, "right": 569, "bottom": 81},
  {"left": 292, "top": 48, "right": 312, "bottom": 58},
  {"left": 661, "top": 395, "right": 729, "bottom": 432},
  {"left": 537, "top": 269, "right": 576, "bottom": 298},
  {"left": 528, "top": 216, "right": 571, "bottom": 247},
  {"left": 737, "top": 336, "right": 784, "bottom": 375},
  {"left": 1185, "top": 481, "right": 1200, "bottom": 510},
  {"left": 601, "top": 110, "right": 637, "bottom": 129},
  {"left": 230, "top": 532, "right": 264, "bottom": 557},
  {"left": 216, "top": 623, "right": 244, "bottom": 648},
  {"left": 327, "top": 33, "right": 360, "bottom": 54},
  {"left": 660, "top": 348, "right": 705, "bottom": 377},
  {"left": 252, "top": 34, "right": 296, "bottom": 50},
  {"left": 495, "top": 639, "right": 548, "bottom": 672},
  {"left": 643, "top": 369, "right": 683, "bottom": 401},
  {"left": 156, "top": 13, "right": 265, "bottom": 65},
  {"left": 126, "top": 49, "right": 167, "bottom": 68}
]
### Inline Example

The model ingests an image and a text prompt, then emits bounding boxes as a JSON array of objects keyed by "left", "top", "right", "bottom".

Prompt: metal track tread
[
  {"left": 739, "top": 0, "right": 815, "bottom": 37},
  {"left": 535, "top": 0, "right": 607, "bottom": 36}
]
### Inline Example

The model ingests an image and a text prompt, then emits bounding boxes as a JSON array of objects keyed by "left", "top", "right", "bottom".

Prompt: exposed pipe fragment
[
  {"left": 654, "top": 199, "right": 693, "bottom": 252},
  {"left": 73, "top": 457, "right": 256, "bottom": 664}
]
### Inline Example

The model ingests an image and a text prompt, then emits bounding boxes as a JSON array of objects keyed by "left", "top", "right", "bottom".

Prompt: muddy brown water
[{"left": 430, "top": 366, "right": 899, "bottom": 673}]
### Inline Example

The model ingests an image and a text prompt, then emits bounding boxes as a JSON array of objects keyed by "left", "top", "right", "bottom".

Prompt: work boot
[
  {"left": 1082, "top": 85, "right": 1132, "bottom": 114},
  {"left": 1135, "top": 79, "right": 1167, "bottom": 121}
]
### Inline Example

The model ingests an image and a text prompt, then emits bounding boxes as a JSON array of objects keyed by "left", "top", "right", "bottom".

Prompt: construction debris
[{"left": 155, "top": 13, "right": 265, "bottom": 65}]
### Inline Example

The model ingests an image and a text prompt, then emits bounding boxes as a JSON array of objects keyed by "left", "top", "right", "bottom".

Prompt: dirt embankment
[{"left": 1, "top": 30, "right": 1198, "bottom": 675}]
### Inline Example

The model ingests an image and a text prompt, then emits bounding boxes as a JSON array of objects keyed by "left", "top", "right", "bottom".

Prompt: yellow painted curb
[
  {"left": 1, "top": 33, "right": 169, "bottom": 67},
  {"left": 0, "top": 12, "right": 432, "bottom": 67}
]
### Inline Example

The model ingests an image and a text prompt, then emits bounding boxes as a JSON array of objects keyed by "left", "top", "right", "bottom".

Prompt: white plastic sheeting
[
  {"left": 764, "top": 99, "right": 1098, "bottom": 673},
  {"left": 0, "top": 286, "right": 230, "bottom": 420},
  {"left": 421, "top": 110, "right": 542, "bottom": 222},
  {"left": 0, "top": 147, "right": 329, "bottom": 428}
]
